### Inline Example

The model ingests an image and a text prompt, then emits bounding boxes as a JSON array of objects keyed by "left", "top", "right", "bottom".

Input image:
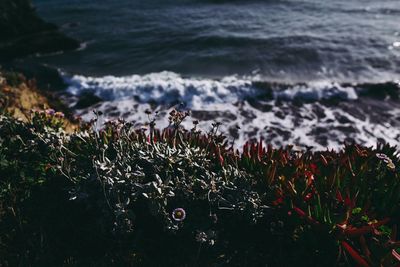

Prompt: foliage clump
[{"left": 0, "top": 110, "right": 399, "bottom": 266}]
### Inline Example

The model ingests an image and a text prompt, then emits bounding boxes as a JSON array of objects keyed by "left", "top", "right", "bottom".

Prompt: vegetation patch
[{"left": 0, "top": 109, "right": 399, "bottom": 266}]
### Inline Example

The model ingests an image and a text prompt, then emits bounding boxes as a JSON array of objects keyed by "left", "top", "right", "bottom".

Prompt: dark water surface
[
  {"left": 30, "top": 0, "right": 400, "bottom": 149},
  {"left": 33, "top": 0, "right": 400, "bottom": 82}
]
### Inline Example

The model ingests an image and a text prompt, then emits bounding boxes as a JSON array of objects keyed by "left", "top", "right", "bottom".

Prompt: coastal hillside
[
  {"left": 0, "top": 69, "right": 76, "bottom": 130},
  {"left": 0, "top": 0, "right": 399, "bottom": 266}
]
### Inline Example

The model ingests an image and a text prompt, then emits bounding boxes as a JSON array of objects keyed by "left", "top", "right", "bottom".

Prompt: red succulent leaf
[
  {"left": 347, "top": 157, "right": 356, "bottom": 177},
  {"left": 243, "top": 142, "right": 250, "bottom": 159},
  {"left": 219, "top": 154, "right": 224, "bottom": 166},
  {"left": 258, "top": 138, "right": 263, "bottom": 161},
  {"left": 293, "top": 206, "right": 306, "bottom": 217},
  {"left": 344, "top": 196, "right": 351, "bottom": 207},
  {"left": 344, "top": 218, "right": 390, "bottom": 238},
  {"left": 341, "top": 241, "right": 370, "bottom": 267},
  {"left": 216, "top": 146, "right": 224, "bottom": 166},
  {"left": 272, "top": 197, "right": 284, "bottom": 206},
  {"left": 392, "top": 249, "right": 400, "bottom": 262},
  {"left": 345, "top": 227, "right": 373, "bottom": 238},
  {"left": 336, "top": 190, "right": 344, "bottom": 203},
  {"left": 320, "top": 154, "right": 328, "bottom": 166},
  {"left": 268, "top": 163, "right": 277, "bottom": 184},
  {"left": 293, "top": 206, "right": 320, "bottom": 226},
  {"left": 310, "top": 163, "right": 318, "bottom": 173},
  {"left": 251, "top": 143, "right": 257, "bottom": 159},
  {"left": 344, "top": 191, "right": 356, "bottom": 209},
  {"left": 305, "top": 170, "right": 314, "bottom": 187},
  {"left": 280, "top": 152, "right": 288, "bottom": 165},
  {"left": 304, "top": 192, "right": 313, "bottom": 202},
  {"left": 267, "top": 144, "right": 273, "bottom": 160}
]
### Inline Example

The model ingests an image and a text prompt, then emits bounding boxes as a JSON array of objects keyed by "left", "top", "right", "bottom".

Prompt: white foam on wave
[
  {"left": 62, "top": 71, "right": 400, "bottom": 150},
  {"left": 273, "top": 81, "right": 358, "bottom": 101},
  {"left": 65, "top": 71, "right": 258, "bottom": 110},
  {"left": 64, "top": 71, "right": 360, "bottom": 107}
]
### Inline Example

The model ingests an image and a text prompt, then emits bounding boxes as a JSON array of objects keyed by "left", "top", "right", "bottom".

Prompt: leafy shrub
[{"left": 0, "top": 110, "right": 399, "bottom": 266}]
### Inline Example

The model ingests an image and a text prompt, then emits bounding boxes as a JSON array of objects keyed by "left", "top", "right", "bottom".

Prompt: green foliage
[{"left": 0, "top": 111, "right": 399, "bottom": 266}]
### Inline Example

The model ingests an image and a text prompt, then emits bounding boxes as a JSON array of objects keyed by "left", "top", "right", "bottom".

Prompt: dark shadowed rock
[
  {"left": 191, "top": 110, "right": 237, "bottom": 121},
  {"left": 247, "top": 99, "right": 273, "bottom": 111},
  {"left": 357, "top": 82, "right": 400, "bottom": 100},
  {"left": 0, "top": 0, "right": 79, "bottom": 61},
  {"left": 4, "top": 62, "right": 67, "bottom": 91},
  {"left": 74, "top": 91, "right": 103, "bottom": 109}
]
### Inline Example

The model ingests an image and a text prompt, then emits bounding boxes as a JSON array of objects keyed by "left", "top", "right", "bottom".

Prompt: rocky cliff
[{"left": 0, "top": 0, "right": 79, "bottom": 61}]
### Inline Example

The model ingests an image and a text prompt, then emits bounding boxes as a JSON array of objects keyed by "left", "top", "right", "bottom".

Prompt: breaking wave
[
  {"left": 64, "top": 71, "right": 364, "bottom": 105},
  {"left": 62, "top": 71, "right": 400, "bottom": 150}
]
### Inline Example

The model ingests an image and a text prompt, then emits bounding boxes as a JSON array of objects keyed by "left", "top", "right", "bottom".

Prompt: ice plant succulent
[
  {"left": 1, "top": 111, "right": 400, "bottom": 266},
  {"left": 172, "top": 208, "right": 186, "bottom": 222}
]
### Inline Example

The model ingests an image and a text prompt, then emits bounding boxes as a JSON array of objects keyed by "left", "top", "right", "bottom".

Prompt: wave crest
[{"left": 64, "top": 71, "right": 361, "bottom": 107}]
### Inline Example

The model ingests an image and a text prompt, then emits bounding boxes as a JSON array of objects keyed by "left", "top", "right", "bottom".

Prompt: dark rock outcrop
[
  {"left": 5, "top": 62, "right": 68, "bottom": 91},
  {"left": 74, "top": 91, "right": 103, "bottom": 109},
  {"left": 0, "top": 0, "right": 79, "bottom": 61}
]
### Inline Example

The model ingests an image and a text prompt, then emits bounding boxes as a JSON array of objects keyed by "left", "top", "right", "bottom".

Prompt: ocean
[{"left": 31, "top": 0, "right": 400, "bottom": 149}]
